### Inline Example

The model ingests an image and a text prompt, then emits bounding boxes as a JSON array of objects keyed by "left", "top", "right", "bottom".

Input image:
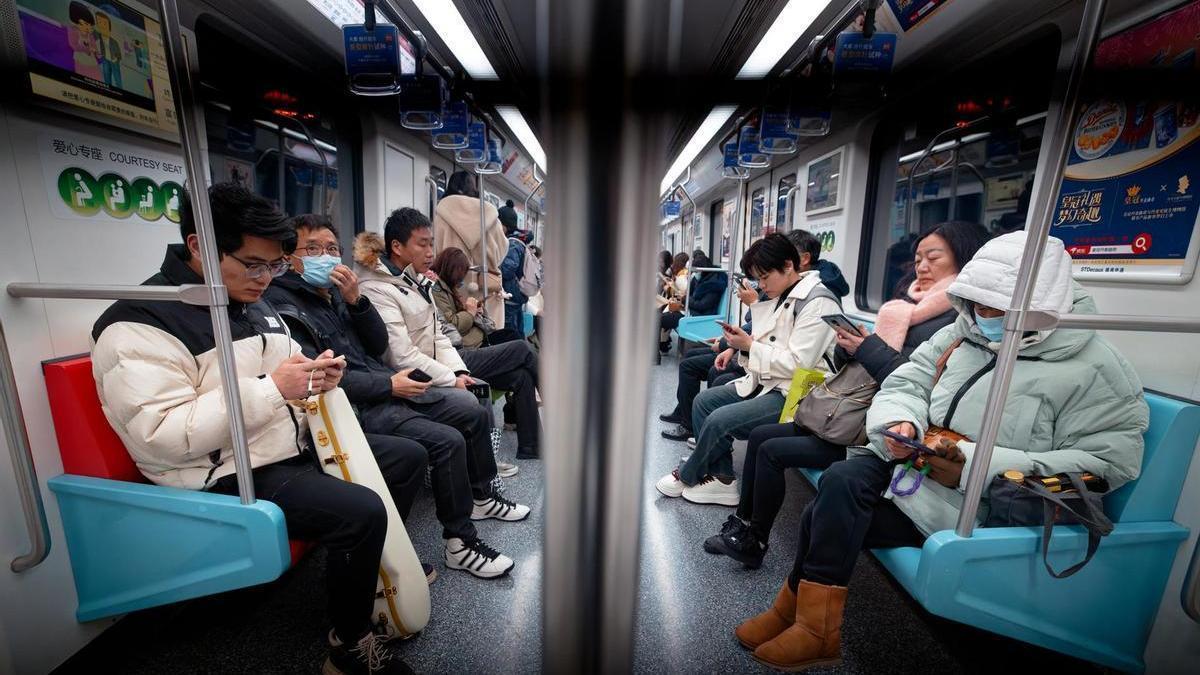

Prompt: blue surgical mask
[
  {"left": 300, "top": 254, "right": 340, "bottom": 288},
  {"left": 974, "top": 311, "right": 1005, "bottom": 343}
]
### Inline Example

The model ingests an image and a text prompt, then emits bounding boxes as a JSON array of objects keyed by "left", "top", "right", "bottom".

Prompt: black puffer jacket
[
  {"left": 263, "top": 272, "right": 425, "bottom": 423},
  {"left": 835, "top": 307, "right": 957, "bottom": 383}
]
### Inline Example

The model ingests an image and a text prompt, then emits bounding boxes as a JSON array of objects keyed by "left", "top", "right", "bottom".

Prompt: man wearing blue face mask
[{"left": 265, "top": 215, "right": 522, "bottom": 580}]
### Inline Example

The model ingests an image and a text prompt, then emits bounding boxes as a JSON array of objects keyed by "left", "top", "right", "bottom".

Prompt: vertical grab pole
[
  {"left": 157, "top": 0, "right": 256, "bottom": 504},
  {"left": 478, "top": 173, "right": 489, "bottom": 311},
  {"left": 783, "top": 184, "right": 801, "bottom": 232},
  {"left": 725, "top": 178, "right": 747, "bottom": 324},
  {"left": 955, "top": 0, "right": 1107, "bottom": 537},
  {"left": 2, "top": 319, "right": 50, "bottom": 572}
]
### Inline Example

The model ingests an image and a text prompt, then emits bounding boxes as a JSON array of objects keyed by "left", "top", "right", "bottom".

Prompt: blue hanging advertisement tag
[
  {"left": 833, "top": 31, "right": 897, "bottom": 75},
  {"left": 760, "top": 109, "right": 799, "bottom": 154},
  {"left": 722, "top": 141, "right": 749, "bottom": 179},
  {"left": 738, "top": 125, "right": 769, "bottom": 168},
  {"left": 343, "top": 24, "right": 401, "bottom": 95},
  {"left": 433, "top": 101, "right": 469, "bottom": 149},
  {"left": 457, "top": 122, "right": 487, "bottom": 163}
]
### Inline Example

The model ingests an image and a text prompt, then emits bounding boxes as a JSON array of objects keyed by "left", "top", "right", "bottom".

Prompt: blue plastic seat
[
  {"left": 523, "top": 311, "right": 535, "bottom": 337},
  {"left": 796, "top": 392, "right": 1199, "bottom": 672},
  {"left": 676, "top": 282, "right": 731, "bottom": 344}
]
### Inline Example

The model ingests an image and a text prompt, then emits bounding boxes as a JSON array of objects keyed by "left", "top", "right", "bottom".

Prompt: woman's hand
[
  {"left": 833, "top": 324, "right": 870, "bottom": 355},
  {"left": 667, "top": 300, "right": 683, "bottom": 313},
  {"left": 884, "top": 422, "right": 918, "bottom": 459},
  {"left": 722, "top": 323, "right": 752, "bottom": 352},
  {"left": 464, "top": 296, "right": 480, "bottom": 315},
  {"left": 714, "top": 347, "right": 736, "bottom": 371}
]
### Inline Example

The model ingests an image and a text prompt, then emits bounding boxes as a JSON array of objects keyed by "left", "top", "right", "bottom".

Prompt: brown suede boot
[
  {"left": 734, "top": 581, "right": 796, "bottom": 650},
  {"left": 752, "top": 580, "right": 847, "bottom": 671}
]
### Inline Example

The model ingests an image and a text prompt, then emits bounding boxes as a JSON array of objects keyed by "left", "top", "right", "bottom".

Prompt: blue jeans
[
  {"left": 679, "top": 383, "right": 785, "bottom": 485},
  {"left": 504, "top": 301, "right": 524, "bottom": 333}
]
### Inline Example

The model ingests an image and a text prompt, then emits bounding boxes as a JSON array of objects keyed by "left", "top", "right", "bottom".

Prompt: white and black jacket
[{"left": 91, "top": 244, "right": 306, "bottom": 490}]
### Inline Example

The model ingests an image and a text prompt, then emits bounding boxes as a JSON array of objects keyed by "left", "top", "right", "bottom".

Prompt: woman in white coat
[
  {"left": 656, "top": 234, "right": 839, "bottom": 506},
  {"left": 434, "top": 171, "right": 509, "bottom": 326}
]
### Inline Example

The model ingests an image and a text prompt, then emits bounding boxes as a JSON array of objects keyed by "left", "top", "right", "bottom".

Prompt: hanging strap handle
[{"left": 1023, "top": 473, "right": 1114, "bottom": 578}]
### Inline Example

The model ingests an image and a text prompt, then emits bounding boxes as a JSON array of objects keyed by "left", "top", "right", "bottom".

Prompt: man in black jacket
[{"left": 264, "top": 214, "right": 519, "bottom": 580}]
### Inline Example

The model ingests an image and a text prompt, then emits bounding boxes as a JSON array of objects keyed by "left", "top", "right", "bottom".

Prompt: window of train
[
  {"left": 858, "top": 31, "right": 1059, "bottom": 309},
  {"left": 748, "top": 187, "right": 766, "bottom": 241},
  {"left": 682, "top": 202, "right": 695, "bottom": 253},
  {"left": 775, "top": 174, "right": 797, "bottom": 232},
  {"left": 195, "top": 20, "right": 349, "bottom": 220}
]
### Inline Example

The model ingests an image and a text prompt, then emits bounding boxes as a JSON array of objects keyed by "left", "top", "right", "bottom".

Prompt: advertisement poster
[
  {"left": 38, "top": 129, "right": 187, "bottom": 224},
  {"left": 805, "top": 147, "right": 844, "bottom": 215},
  {"left": 1049, "top": 1, "right": 1200, "bottom": 282},
  {"left": 16, "top": 0, "right": 177, "bottom": 134},
  {"left": 223, "top": 157, "right": 254, "bottom": 191},
  {"left": 884, "top": 0, "right": 950, "bottom": 32}
]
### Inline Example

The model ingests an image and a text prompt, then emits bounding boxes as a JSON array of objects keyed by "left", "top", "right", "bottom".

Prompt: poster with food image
[
  {"left": 1049, "top": 0, "right": 1200, "bottom": 282},
  {"left": 15, "top": 0, "right": 176, "bottom": 134}
]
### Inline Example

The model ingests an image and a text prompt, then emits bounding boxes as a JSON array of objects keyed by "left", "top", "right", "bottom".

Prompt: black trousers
[
  {"left": 736, "top": 423, "right": 846, "bottom": 541},
  {"left": 788, "top": 454, "right": 924, "bottom": 589},
  {"left": 209, "top": 434, "right": 424, "bottom": 644},
  {"left": 671, "top": 348, "right": 745, "bottom": 431},
  {"left": 460, "top": 339, "right": 540, "bottom": 452},
  {"left": 660, "top": 310, "right": 684, "bottom": 332},
  {"left": 362, "top": 391, "right": 494, "bottom": 542}
]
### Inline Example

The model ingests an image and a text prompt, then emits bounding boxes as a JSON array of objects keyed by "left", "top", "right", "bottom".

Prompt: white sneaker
[
  {"left": 496, "top": 461, "right": 519, "bottom": 478},
  {"left": 687, "top": 437, "right": 697, "bottom": 449},
  {"left": 655, "top": 469, "right": 685, "bottom": 498},
  {"left": 444, "top": 538, "right": 514, "bottom": 579},
  {"left": 471, "top": 492, "right": 531, "bottom": 521},
  {"left": 681, "top": 476, "right": 740, "bottom": 506}
]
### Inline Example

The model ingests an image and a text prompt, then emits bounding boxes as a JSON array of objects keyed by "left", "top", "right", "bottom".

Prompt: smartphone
[
  {"left": 467, "top": 381, "right": 491, "bottom": 399},
  {"left": 821, "top": 314, "right": 864, "bottom": 337},
  {"left": 882, "top": 430, "right": 936, "bottom": 455},
  {"left": 716, "top": 320, "right": 736, "bottom": 332},
  {"left": 408, "top": 368, "right": 433, "bottom": 383}
]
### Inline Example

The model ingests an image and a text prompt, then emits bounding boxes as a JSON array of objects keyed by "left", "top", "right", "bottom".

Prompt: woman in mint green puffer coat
[{"left": 732, "top": 230, "right": 1148, "bottom": 672}]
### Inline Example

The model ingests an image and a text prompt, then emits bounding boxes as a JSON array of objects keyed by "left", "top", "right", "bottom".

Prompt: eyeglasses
[
  {"left": 300, "top": 244, "right": 341, "bottom": 257},
  {"left": 227, "top": 253, "right": 292, "bottom": 279}
]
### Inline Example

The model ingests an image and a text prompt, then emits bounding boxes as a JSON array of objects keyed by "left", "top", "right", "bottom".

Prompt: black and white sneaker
[
  {"left": 704, "top": 514, "right": 748, "bottom": 554},
  {"left": 713, "top": 524, "right": 768, "bottom": 569},
  {"left": 324, "top": 631, "right": 413, "bottom": 675},
  {"left": 444, "top": 537, "right": 515, "bottom": 578},
  {"left": 661, "top": 424, "right": 691, "bottom": 441},
  {"left": 471, "top": 492, "right": 531, "bottom": 521},
  {"left": 423, "top": 562, "right": 437, "bottom": 585},
  {"left": 659, "top": 411, "right": 684, "bottom": 424}
]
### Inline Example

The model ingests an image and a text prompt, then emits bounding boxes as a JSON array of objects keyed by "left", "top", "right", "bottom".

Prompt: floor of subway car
[{"left": 55, "top": 352, "right": 1105, "bottom": 675}]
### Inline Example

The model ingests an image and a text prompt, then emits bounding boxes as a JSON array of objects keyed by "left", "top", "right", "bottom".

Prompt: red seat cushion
[
  {"left": 43, "top": 354, "right": 313, "bottom": 564},
  {"left": 43, "top": 355, "right": 144, "bottom": 483}
]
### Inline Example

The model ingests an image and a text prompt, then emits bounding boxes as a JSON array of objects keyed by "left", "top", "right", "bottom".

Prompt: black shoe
[
  {"left": 423, "top": 562, "right": 437, "bottom": 585},
  {"left": 659, "top": 341, "right": 670, "bottom": 354},
  {"left": 324, "top": 632, "right": 413, "bottom": 675},
  {"left": 659, "top": 411, "right": 684, "bottom": 424},
  {"left": 661, "top": 424, "right": 691, "bottom": 441},
  {"left": 713, "top": 525, "right": 768, "bottom": 569},
  {"left": 703, "top": 514, "right": 749, "bottom": 554},
  {"left": 515, "top": 446, "right": 540, "bottom": 460}
]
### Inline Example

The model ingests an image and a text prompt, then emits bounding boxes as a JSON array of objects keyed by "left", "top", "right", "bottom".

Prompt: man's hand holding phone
[
  {"left": 391, "top": 368, "right": 431, "bottom": 399},
  {"left": 719, "top": 320, "right": 752, "bottom": 351}
]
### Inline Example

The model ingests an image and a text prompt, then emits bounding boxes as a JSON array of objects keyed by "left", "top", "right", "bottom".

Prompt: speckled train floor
[{"left": 54, "top": 351, "right": 1103, "bottom": 674}]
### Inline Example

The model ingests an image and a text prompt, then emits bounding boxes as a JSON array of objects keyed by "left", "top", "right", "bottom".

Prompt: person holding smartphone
[
  {"left": 655, "top": 234, "right": 840, "bottom": 507},
  {"left": 706, "top": 221, "right": 992, "bottom": 569}
]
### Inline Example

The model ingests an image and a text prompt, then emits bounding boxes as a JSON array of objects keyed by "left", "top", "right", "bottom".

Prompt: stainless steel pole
[
  {"left": 424, "top": 175, "right": 438, "bottom": 218},
  {"left": 954, "top": 0, "right": 1108, "bottom": 537},
  {"left": 157, "top": 0, "right": 256, "bottom": 504},
  {"left": 725, "top": 178, "right": 747, "bottom": 323},
  {"left": 783, "top": 183, "right": 801, "bottom": 232},
  {"left": 675, "top": 183, "right": 697, "bottom": 256},
  {"left": 2, "top": 318, "right": 50, "bottom": 572},
  {"left": 541, "top": 0, "right": 668, "bottom": 670},
  {"left": 7, "top": 283, "right": 210, "bottom": 305},
  {"left": 478, "top": 173, "right": 489, "bottom": 312},
  {"left": 948, "top": 144, "right": 960, "bottom": 220}
]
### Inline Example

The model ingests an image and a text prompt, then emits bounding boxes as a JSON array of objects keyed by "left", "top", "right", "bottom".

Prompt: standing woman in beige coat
[{"left": 434, "top": 171, "right": 509, "bottom": 325}]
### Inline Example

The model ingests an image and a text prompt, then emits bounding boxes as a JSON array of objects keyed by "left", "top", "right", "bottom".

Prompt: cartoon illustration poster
[
  {"left": 16, "top": 0, "right": 177, "bottom": 134},
  {"left": 1049, "top": 1, "right": 1200, "bottom": 281}
]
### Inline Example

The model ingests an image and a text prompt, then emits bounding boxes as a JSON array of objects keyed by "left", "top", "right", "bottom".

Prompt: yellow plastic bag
[{"left": 778, "top": 368, "right": 827, "bottom": 423}]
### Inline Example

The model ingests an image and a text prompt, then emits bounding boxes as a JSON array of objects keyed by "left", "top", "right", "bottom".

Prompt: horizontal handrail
[
  {"left": 7, "top": 283, "right": 219, "bottom": 306},
  {"left": 688, "top": 267, "right": 728, "bottom": 273},
  {"left": 1016, "top": 310, "right": 1200, "bottom": 334},
  {"left": 1, "top": 317, "right": 50, "bottom": 572}
]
